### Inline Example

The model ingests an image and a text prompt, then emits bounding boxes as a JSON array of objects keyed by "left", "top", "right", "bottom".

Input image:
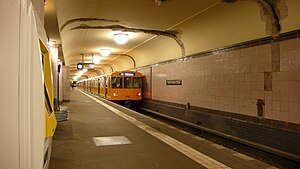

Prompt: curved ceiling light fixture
[
  {"left": 100, "top": 48, "right": 111, "bottom": 57},
  {"left": 114, "top": 33, "right": 129, "bottom": 44}
]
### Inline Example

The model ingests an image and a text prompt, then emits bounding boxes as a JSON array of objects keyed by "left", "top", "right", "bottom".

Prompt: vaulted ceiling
[
  {"left": 45, "top": 0, "right": 220, "bottom": 77},
  {"left": 44, "top": 0, "right": 300, "bottom": 80}
]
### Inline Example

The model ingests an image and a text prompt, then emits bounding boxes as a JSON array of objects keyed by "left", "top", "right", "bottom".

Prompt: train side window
[
  {"left": 133, "top": 77, "right": 142, "bottom": 88},
  {"left": 124, "top": 77, "right": 132, "bottom": 88},
  {"left": 112, "top": 77, "right": 122, "bottom": 88}
]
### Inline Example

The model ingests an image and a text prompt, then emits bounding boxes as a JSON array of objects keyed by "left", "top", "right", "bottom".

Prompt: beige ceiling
[
  {"left": 44, "top": 0, "right": 300, "bottom": 79},
  {"left": 45, "top": 0, "right": 221, "bottom": 76}
]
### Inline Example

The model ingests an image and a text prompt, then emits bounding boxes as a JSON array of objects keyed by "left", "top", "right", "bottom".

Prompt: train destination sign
[
  {"left": 166, "top": 80, "right": 182, "bottom": 85},
  {"left": 120, "top": 72, "right": 135, "bottom": 76}
]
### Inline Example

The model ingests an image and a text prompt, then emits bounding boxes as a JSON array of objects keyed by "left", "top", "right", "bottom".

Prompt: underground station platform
[{"left": 48, "top": 90, "right": 280, "bottom": 169}]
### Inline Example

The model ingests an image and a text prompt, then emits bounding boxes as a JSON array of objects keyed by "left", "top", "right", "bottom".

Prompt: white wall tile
[{"left": 150, "top": 38, "right": 300, "bottom": 123}]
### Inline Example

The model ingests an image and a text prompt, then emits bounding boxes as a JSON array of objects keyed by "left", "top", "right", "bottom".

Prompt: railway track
[{"left": 138, "top": 107, "right": 300, "bottom": 169}]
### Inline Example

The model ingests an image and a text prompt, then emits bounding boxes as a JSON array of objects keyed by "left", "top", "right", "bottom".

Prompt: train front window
[
  {"left": 132, "top": 77, "right": 142, "bottom": 88},
  {"left": 124, "top": 77, "right": 132, "bottom": 88},
  {"left": 111, "top": 77, "right": 122, "bottom": 88},
  {"left": 125, "top": 77, "right": 142, "bottom": 88}
]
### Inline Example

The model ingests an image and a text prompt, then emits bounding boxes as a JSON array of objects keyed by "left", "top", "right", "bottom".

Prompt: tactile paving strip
[{"left": 92, "top": 136, "right": 132, "bottom": 146}]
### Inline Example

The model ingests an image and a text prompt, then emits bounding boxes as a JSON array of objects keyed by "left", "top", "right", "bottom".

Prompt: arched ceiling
[
  {"left": 46, "top": 0, "right": 220, "bottom": 67},
  {"left": 44, "top": 0, "right": 300, "bottom": 80}
]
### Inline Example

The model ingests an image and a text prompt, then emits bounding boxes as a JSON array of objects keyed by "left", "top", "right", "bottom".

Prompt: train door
[
  {"left": 124, "top": 77, "right": 132, "bottom": 107},
  {"left": 92, "top": 80, "right": 94, "bottom": 93},
  {"left": 94, "top": 79, "right": 97, "bottom": 94},
  {"left": 86, "top": 81, "right": 88, "bottom": 91},
  {"left": 89, "top": 80, "right": 92, "bottom": 92},
  {"left": 90, "top": 80, "right": 92, "bottom": 93},
  {"left": 124, "top": 77, "right": 132, "bottom": 98},
  {"left": 88, "top": 81, "right": 91, "bottom": 92},
  {"left": 98, "top": 78, "right": 100, "bottom": 96},
  {"left": 105, "top": 76, "right": 109, "bottom": 98}
]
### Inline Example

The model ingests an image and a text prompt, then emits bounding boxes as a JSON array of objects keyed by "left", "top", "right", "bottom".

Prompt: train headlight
[
  {"left": 137, "top": 92, "right": 141, "bottom": 97},
  {"left": 113, "top": 93, "right": 118, "bottom": 97}
]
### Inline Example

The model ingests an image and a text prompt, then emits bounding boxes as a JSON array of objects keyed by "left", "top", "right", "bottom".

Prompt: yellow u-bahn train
[{"left": 77, "top": 71, "right": 143, "bottom": 108}]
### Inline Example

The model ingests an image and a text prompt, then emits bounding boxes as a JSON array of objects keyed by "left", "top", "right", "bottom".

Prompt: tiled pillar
[
  {"left": 58, "top": 60, "right": 63, "bottom": 104},
  {"left": 50, "top": 47, "right": 59, "bottom": 110},
  {"left": 62, "top": 66, "right": 70, "bottom": 102}
]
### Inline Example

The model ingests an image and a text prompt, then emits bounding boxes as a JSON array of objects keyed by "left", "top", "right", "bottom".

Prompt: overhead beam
[
  {"left": 223, "top": 0, "right": 288, "bottom": 38},
  {"left": 97, "top": 64, "right": 114, "bottom": 72},
  {"left": 93, "top": 68, "right": 105, "bottom": 75},
  {"left": 60, "top": 18, "right": 119, "bottom": 31},
  {"left": 111, "top": 54, "right": 136, "bottom": 69},
  {"left": 97, "top": 68, "right": 105, "bottom": 74},
  {"left": 71, "top": 24, "right": 186, "bottom": 57}
]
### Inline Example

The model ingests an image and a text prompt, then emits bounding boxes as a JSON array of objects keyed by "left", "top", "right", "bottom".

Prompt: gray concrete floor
[{"left": 49, "top": 90, "right": 277, "bottom": 169}]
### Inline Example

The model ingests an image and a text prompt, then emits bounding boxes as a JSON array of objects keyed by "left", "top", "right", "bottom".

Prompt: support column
[
  {"left": 58, "top": 60, "right": 63, "bottom": 105},
  {"left": 50, "top": 47, "right": 59, "bottom": 111},
  {"left": 62, "top": 65, "right": 70, "bottom": 102}
]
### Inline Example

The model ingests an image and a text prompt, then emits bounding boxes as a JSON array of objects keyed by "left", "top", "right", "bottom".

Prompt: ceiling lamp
[
  {"left": 114, "top": 33, "right": 129, "bottom": 44},
  {"left": 100, "top": 48, "right": 111, "bottom": 57},
  {"left": 92, "top": 56, "right": 101, "bottom": 64}
]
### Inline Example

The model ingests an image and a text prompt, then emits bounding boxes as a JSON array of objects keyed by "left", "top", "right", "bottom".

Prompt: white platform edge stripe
[{"left": 78, "top": 90, "right": 231, "bottom": 169}]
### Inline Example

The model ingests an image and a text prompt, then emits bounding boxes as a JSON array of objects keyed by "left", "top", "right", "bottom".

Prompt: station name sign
[{"left": 166, "top": 80, "right": 182, "bottom": 85}]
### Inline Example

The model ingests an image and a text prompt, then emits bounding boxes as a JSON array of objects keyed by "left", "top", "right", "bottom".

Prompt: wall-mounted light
[
  {"left": 114, "top": 33, "right": 129, "bottom": 44},
  {"left": 100, "top": 48, "right": 111, "bottom": 57}
]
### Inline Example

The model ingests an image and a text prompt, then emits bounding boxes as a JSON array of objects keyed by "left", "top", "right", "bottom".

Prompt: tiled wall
[
  {"left": 149, "top": 38, "right": 300, "bottom": 124},
  {"left": 139, "top": 68, "right": 152, "bottom": 99}
]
